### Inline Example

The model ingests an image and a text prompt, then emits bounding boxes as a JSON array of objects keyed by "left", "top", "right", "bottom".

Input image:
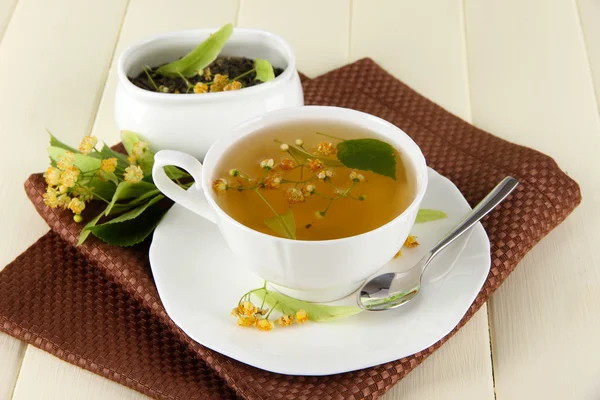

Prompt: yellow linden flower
[
  {"left": 212, "top": 178, "right": 228, "bottom": 194},
  {"left": 349, "top": 170, "right": 365, "bottom": 182},
  {"left": 223, "top": 81, "right": 242, "bottom": 91},
  {"left": 284, "top": 187, "right": 305, "bottom": 204},
  {"left": 210, "top": 74, "right": 229, "bottom": 92},
  {"left": 307, "top": 158, "right": 324, "bottom": 172},
  {"left": 302, "top": 184, "right": 315, "bottom": 197},
  {"left": 124, "top": 165, "right": 143, "bottom": 184},
  {"left": 59, "top": 166, "right": 80, "bottom": 188},
  {"left": 255, "top": 318, "right": 274, "bottom": 331},
  {"left": 277, "top": 315, "right": 294, "bottom": 327},
  {"left": 203, "top": 67, "right": 212, "bottom": 80},
  {"left": 264, "top": 173, "right": 282, "bottom": 189},
  {"left": 127, "top": 155, "right": 137, "bottom": 165},
  {"left": 57, "top": 151, "right": 75, "bottom": 171},
  {"left": 132, "top": 141, "right": 149, "bottom": 159},
  {"left": 237, "top": 315, "right": 256, "bottom": 327},
  {"left": 58, "top": 185, "right": 68, "bottom": 194},
  {"left": 67, "top": 197, "right": 86, "bottom": 215},
  {"left": 57, "top": 194, "right": 71, "bottom": 210},
  {"left": 78, "top": 135, "right": 98, "bottom": 155},
  {"left": 315, "top": 142, "right": 337, "bottom": 156},
  {"left": 404, "top": 235, "right": 419, "bottom": 248},
  {"left": 295, "top": 309, "right": 308, "bottom": 324},
  {"left": 241, "top": 301, "right": 258, "bottom": 316},
  {"left": 279, "top": 158, "right": 295, "bottom": 171},
  {"left": 193, "top": 82, "right": 209, "bottom": 94},
  {"left": 100, "top": 158, "right": 117, "bottom": 173},
  {"left": 43, "top": 187, "right": 59, "bottom": 208},
  {"left": 44, "top": 166, "right": 61, "bottom": 187},
  {"left": 316, "top": 170, "right": 333, "bottom": 181}
]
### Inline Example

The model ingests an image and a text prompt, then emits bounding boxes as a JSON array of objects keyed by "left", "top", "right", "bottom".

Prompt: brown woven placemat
[{"left": 0, "top": 59, "right": 581, "bottom": 399}]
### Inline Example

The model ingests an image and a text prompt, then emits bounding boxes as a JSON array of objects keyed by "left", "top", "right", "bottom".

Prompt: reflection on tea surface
[{"left": 212, "top": 121, "right": 414, "bottom": 240}]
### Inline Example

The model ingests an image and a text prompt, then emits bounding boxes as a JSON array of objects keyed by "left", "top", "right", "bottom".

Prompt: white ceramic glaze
[
  {"left": 115, "top": 28, "right": 304, "bottom": 160},
  {"left": 149, "top": 168, "right": 491, "bottom": 375},
  {"left": 152, "top": 106, "right": 428, "bottom": 302}
]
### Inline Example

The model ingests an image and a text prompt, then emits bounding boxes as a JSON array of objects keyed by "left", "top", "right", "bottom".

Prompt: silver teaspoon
[{"left": 357, "top": 176, "right": 519, "bottom": 311}]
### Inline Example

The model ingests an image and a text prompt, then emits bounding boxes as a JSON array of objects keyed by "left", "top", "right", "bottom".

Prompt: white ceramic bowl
[
  {"left": 115, "top": 28, "right": 304, "bottom": 160},
  {"left": 152, "top": 106, "right": 429, "bottom": 302}
]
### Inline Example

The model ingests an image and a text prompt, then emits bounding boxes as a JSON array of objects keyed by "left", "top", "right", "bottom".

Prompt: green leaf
[
  {"left": 47, "top": 130, "right": 79, "bottom": 153},
  {"left": 105, "top": 181, "right": 157, "bottom": 215},
  {"left": 254, "top": 58, "right": 275, "bottom": 82},
  {"left": 77, "top": 212, "right": 104, "bottom": 246},
  {"left": 254, "top": 289, "right": 363, "bottom": 322},
  {"left": 285, "top": 144, "right": 343, "bottom": 168},
  {"left": 416, "top": 209, "right": 448, "bottom": 223},
  {"left": 88, "top": 197, "right": 166, "bottom": 247},
  {"left": 88, "top": 178, "right": 118, "bottom": 201},
  {"left": 336, "top": 138, "right": 397, "bottom": 180},
  {"left": 164, "top": 166, "right": 190, "bottom": 180},
  {"left": 155, "top": 23, "right": 234, "bottom": 78},
  {"left": 120, "top": 130, "right": 154, "bottom": 175},
  {"left": 47, "top": 146, "right": 101, "bottom": 173},
  {"left": 264, "top": 209, "right": 296, "bottom": 239},
  {"left": 120, "top": 130, "right": 139, "bottom": 155}
]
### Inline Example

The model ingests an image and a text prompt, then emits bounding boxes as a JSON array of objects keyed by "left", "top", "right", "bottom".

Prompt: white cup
[
  {"left": 115, "top": 28, "right": 304, "bottom": 160},
  {"left": 152, "top": 106, "right": 428, "bottom": 302}
]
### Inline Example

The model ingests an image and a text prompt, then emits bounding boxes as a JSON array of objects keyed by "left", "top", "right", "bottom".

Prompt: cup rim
[
  {"left": 117, "top": 28, "right": 297, "bottom": 102},
  {"left": 202, "top": 106, "right": 429, "bottom": 244}
]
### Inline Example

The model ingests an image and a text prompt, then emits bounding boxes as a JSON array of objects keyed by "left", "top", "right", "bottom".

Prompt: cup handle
[{"left": 152, "top": 150, "right": 216, "bottom": 223}]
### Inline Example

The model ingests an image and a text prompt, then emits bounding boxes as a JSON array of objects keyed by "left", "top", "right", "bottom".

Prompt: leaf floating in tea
[
  {"left": 264, "top": 209, "right": 297, "bottom": 239},
  {"left": 254, "top": 289, "right": 363, "bottom": 322},
  {"left": 155, "top": 23, "right": 234, "bottom": 78},
  {"left": 336, "top": 138, "right": 397, "bottom": 180},
  {"left": 415, "top": 209, "right": 447, "bottom": 223},
  {"left": 254, "top": 58, "right": 275, "bottom": 82}
]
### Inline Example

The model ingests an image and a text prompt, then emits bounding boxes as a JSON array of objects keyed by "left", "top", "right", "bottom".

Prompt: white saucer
[{"left": 149, "top": 168, "right": 490, "bottom": 376}]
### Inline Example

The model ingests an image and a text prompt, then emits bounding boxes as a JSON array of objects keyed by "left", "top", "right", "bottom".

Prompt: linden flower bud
[
  {"left": 315, "top": 211, "right": 325, "bottom": 220},
  {"left": 57, "top": 151, "right": 75, "bottom": 171},
  {"left": 349, "top": 170, "right": 365, "bottom": 182},
  {"left": 193, "top": 82, "right": 209, "bottom": 94},
  {"left": 295, "top": 309, "right": 308, "bottom": 324},
  {"left": 59, "top": 166, "right": 80, "bottom": 189},
  {"left": 277, "top": 315, "right": 294, "bottom": 327},
  {"left": 78, "top": 135, "right": 98, "bottom": 155},
  {"left": 212, "top": 178, "right": 228, "bottom": 194},
  {"left": 316, "top": 170, "right": 333, "bottom": 181},
  {"left": 44, "top": 166, "right": 61, "bottom": 187},
  {"left": 43, "top": 187, "right": 59, "bottom": 208},
  {"left": 100, "top": 158, "right": 117, "bottom": 174},
  {"left": 73, "top": 214, "right": 83, "bottom": 223},
  {"left": 260, "top": 159, "right": 275, "bottom": 170},
  {"left": 124, "top": 165, "right": 144, "bottom": 184},
  {"left": 255, "top": 318, "right": 274, "bottom": 331},
  {"left": 302, "top": 184, "right": 315, "bottom": 197},
  {"left": 58, "top": 185, "right": 68, "bottom": 194},
  {"left": 357, "top": 194, "right": 367, "bottom": 201},
  {"left": 264, "top": 173, "right": 282, "bottom": 189},
  {"left": 132, "top": 141, "right": 149, "bottom": 159},
  {"left": 229, "top": 168, "right": 240, "bottom": 177},
  {"left": 159, "top": 85, "right": 170, "bottom": 93},
  {"left": 279, "top": 143, "right": 290, "bottom": 152},
  {"left": 295, "top": 139, "right": 304, "bottom": 146},
  {"left": 68, "top": 197, "right": 86, "bottom": 215},
  {"left": 284, "top": 187, "right": 305, "bottom": 204}
]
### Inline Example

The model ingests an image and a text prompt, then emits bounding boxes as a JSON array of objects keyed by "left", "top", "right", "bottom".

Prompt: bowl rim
[
  {"left": 201, "top": 105, "right": 429, "bottom": 245},
  {"left": 117, "top": 27, "right": 297, "bottom": 102}
]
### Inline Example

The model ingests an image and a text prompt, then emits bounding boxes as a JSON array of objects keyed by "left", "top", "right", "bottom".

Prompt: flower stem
[
  {"left": 231, "top": 68, "right": 255, "bottom": 82},
  {"left": 254, "top": 188, "right": 294, "bottom": 239},
  {"left": 143, "top": 67, "right": 158, "bottom": 91},
  {"left": 316, "top": 131, "right": 345, "bottom": 141},
  {"left": 265, "top": 301, "right": 279, "bottom": 319}
]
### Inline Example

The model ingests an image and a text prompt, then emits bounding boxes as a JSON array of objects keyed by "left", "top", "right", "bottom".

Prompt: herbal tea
[{"left": 211, "top": 121, "right": 414, "bottom": 240}]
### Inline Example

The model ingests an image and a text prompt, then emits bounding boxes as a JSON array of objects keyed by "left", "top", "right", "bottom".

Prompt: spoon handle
[{"left": 429, "top": 177, "right": 519, "bottom": 258}]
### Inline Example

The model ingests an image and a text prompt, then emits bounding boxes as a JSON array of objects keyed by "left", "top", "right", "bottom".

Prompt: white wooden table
[{"left": 0, "top": 0, "right": 598, "bottom": 399}]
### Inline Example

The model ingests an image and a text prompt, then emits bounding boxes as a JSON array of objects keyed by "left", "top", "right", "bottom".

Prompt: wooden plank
[
  {"left": 383, "top": 309, "right": 494, "bottom": 400},
  {"left": 465, "top": 0, "right": 600, "bottom": 399},
  {"left": 0, "top": 0, "right": 128, "bottom": 269},
  {"left": 91, "top": 0, "right": 239, "bottom": 144},
  {"left": 351, "top": 0, "right": 471, "bottom": 120},
  {"left": 0, "top": 0, "right": 17, "bottom": 42},
  {"left": 237, "top": 0, "right": 350, "bottom": 77},
  {"left": 0, "top": 333, "right": 26, "bottom": 399},
  {"left": 12, "top": 347, "right": 149, "bottom": 400},
  {"left": 577, "top": 0, "right": 600, "bottom": 107}
]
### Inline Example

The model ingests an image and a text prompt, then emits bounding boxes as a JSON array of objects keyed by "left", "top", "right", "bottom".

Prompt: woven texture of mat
[{"left": 0, "top": 59, "right": 581, "bottom": 399}]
